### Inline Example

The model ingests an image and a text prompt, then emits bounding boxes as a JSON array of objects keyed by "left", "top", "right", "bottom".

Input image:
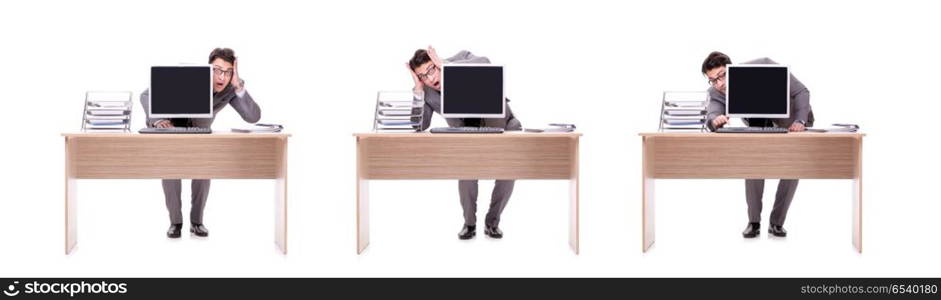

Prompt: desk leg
[
  {"left": 274, "top": 138, "right": 288, "bottom": 254},
  {"left": 642, "top": 137, "right": 655, "bottom": 252},
  {"left": 642, "top": 177, "right": 655, "bottom": 252},
  {"left": 568, "top": 137, "right": 580, "bottom": 255},
  {"left": 275, "top": 176, "right": 288, "bottom": 254},
  {"left": 569, "top": 176, "right": 580, "bottom": 254},
  {"left": 852, "top": 178, "right": 862, "bottom": 253},
  {"left": 852, "top": 138, "right": 863, "bottom": 253},
  {"left": 65, "top": 137, "right": 77, "bottom": 254},
  {"left": 65, "top": 176, "right": 77, "bottom": 254},
  {"left": 357, "top": 178, "right": 370, "bottom": 254},
  {"left": 357, "top": 137, "right": 371, "bottom": 254}
]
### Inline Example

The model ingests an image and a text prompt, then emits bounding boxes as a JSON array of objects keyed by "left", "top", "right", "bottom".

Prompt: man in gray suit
[
  {"left": 701, "top": 51, "right": 814, "bottom": 238},
  {"left": 140, "top": 48, "right": 262, "bottom": 238},
  {"left": 407, "top": 46, "right": 522, "bottom": 240}
]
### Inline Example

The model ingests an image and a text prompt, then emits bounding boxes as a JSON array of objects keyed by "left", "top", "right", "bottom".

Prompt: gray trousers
[
  {"left": 162, "top": 179, "right": 210, "bottom": 225},
  {"left": 458, "top": 180, "right": 514, "bottom": 227},
  {"left": 745, "top": 179, "right": 798, "bottom": 226}
]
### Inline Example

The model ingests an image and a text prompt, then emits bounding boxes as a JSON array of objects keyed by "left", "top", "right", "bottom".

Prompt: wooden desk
[
  {"left": 63, "top": 133, "right": 290, "bottom": 254},
  {"left": 640, "top": 132, "right": 864, "bottom": 253},
  {"left": 354, "top": 132, "right": 581, "bottom": 254}
]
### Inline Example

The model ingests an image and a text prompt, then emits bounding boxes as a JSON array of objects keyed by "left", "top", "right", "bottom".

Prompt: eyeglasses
[
  {"left": 417, "top": 65, "right": 438, "bottom": 81},
  {"left": 706, "top": 71, "right": 726, "bottom": 86},
  {"left": 213, "top": 67, "right": 233, "bottom": 78}
]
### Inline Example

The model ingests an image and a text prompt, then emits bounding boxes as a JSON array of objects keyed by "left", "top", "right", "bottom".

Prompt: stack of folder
[
  {"left": 373, "top": 91, "right": 424, "bottom": 132},
  {"left": 807, "top": 123, "right": 861, "bottom": 133},
  {"left": 82, "top": 91, "right": 132, "bottom": 132},
  {"left": 659, "top": 91, "right": 707, "bottom": 132},
  {"left": 231, "top": 123, "right": 284, "bottom": 133}
]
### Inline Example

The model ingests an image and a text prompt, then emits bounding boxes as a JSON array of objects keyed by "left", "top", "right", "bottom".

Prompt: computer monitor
[
  {"left": 726, "top": 64, "right": 790, "bottom": 119},
  {"left": 148, "top": 65, "right": 213, "bottom": 119},
  {"left": 440, "top": 64, "right": 505, "bottom": 118}
]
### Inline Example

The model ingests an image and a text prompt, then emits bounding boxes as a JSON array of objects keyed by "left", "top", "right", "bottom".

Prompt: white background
[{"left": 1, "top": 0, "right": 939, "bottom": 277}]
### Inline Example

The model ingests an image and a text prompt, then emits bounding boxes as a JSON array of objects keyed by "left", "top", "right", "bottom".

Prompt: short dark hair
[
  {"left": 209, "top": 48, "right": 236, "bottom": 64},
  {"left": 701, "top": 51, "right": 731, "bottom": 74},
  {"left": 408, "top": 49, "right": 431, "bottom": 71}
]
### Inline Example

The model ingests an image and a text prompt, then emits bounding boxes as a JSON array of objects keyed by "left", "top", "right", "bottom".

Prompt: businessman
[
  {"left": 407, "top": 46, "right": 522, "bottom": 240},
  {"left": 140, "top": 48, "right": 261, "bottom": 238},
  {"left": 701, "top": 51, "right": 815, "bottom": 238}
]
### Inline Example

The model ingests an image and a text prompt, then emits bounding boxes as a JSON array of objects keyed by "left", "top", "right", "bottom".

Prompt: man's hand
[
  {"left": 712, "top": 115, "right": 730, "bottom": 129},
  {"left": 788, "top": 122, "right": 806, "bottom": 132},
  {"left": 427, "top": 45, "right": 443, "bottom": 69},
  {"left": 406, "top": 62, "right": 424, "bottom": 92},
  {"left": 154, "top": 120, "right": 173, "bottom": 128},
  {"left": 230, "top": 58, "right": 243, "bottom": 92}
]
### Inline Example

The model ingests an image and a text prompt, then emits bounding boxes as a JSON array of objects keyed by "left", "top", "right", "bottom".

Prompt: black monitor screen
[
  {"left": 150, "top": 66, "right": 212, "bottom": 115},
  {"left": 441, "top": 65, "right": 504, "bottom": 116},
  {"left": 727, "top": 66, "right": 789, "bottom": 116}
]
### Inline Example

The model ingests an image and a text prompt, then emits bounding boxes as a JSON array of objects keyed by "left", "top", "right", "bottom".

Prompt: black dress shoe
[
  {"left": 484, "top": 226, "right": 503, "bottom": 239},
  {"left": 458, "top": 225, "right": 476, "bottom": 240},
  {"left": 769, "top": 224, "right": 787, "bottom": 237},
  {"left": 167, "top": 224, "right": 182, "bottom": 239},
  {"left": 190, "top": 223, "right": 209, "bottom": 237},
  {"left": 742, "top": 222, "right": 760, "bottom": 238}
]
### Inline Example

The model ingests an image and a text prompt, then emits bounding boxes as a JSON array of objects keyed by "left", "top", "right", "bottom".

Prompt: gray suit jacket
[
  {"left": 705, "top": 57, "right": 814, "bottom": 131},
  {"left": 416, "top": 50, "right": 522, "bottom": 131},
  {"left": 140, "top": 80, "right": 261, "bottom": 128}
]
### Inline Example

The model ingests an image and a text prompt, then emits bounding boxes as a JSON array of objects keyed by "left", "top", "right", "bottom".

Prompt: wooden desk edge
[
  {"left": 62, "top": 132, "right": 292, "bottom": 138},
  {"left": 638, "top": 132, "right": 865, "bottom": 137},
  {"left": 354, "top": 132, "right": 582, "bottom": 137}
]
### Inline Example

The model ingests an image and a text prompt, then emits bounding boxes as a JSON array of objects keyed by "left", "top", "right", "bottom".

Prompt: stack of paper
[
  {"left": 660, "top": 91, "right": 707, "bottom": 132},
  {"left": 373, "top": 91, "right": 424, "bottom": 132},
  {"left": 83, "top": 91, "right": 132, "bottom": 132},
  {"left": 807, "top": 123, "right": 860, "bottom": 133},
  {"left": 231, "top": 123, "right": 283, "bottom": 133},
  {"left": 524, "top": 123, "right": 576, "bottom": 133}
]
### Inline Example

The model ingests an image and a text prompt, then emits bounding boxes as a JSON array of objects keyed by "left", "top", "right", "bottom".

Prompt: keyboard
[
  {"left": 429, "top": 127, "right": 505, "bottom": 134},
  {"left": 715, "top": 127, "right": 788, "bottom": 134},
  {"left": 139, "top": 127, "right": 213, "bottom": 134}
]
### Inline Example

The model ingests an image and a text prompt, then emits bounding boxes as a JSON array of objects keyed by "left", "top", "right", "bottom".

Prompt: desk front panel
[
  {"left": 643, "top": 134, "right": 861, "bottom": 179},
  {"left": 357, "top": 134, "right": 578, "bottom": 180},
  {"left": 66, "top": 135, "right": 286, "bottom": 179}
]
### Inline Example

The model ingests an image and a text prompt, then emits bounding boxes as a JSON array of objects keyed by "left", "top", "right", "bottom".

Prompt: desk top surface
[
  {"left": 62, "top": 132, "right": 291, "bottom": 138},
  {"left": 354, "top": 132, "right": 581, "bottom": 138},
  {"left": 639, "top": 132, "right": 864, "bottom": 138}
]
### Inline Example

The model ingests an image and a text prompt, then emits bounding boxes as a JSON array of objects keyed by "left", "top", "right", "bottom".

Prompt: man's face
[
  {"left": 705, "top": 66, "right": 727, "bottom": 94},
  {"left": 413, "top": 61, "right": 440, "bottom": 91},
  {"left": 211, "top": 58, "right": 234, "bottom": 93}
]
